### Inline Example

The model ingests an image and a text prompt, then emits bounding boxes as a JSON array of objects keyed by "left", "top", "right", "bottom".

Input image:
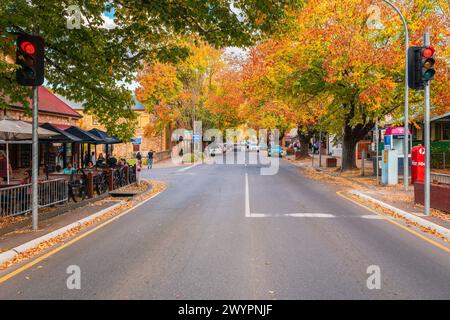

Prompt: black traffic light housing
[
  {"left": 16, "top": 34, "right": 45, "bottom": 86},
  {"left": 408, "top": 45, "right": 436, "bottom": 90}
]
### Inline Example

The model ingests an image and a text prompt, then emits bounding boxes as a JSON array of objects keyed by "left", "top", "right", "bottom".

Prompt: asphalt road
[{"left": 0, "top": 151, "right": 449, "bottom": 299}]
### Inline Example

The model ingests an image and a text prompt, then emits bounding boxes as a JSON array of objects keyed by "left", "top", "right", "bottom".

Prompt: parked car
[
  {"left": 268, "top": 145, "right": 283, "bottom": 157},
  {"left": 208, "top": 144, "right": 223, "bottom": 156},
  {"left": 249, "top": 143, "right": 260, "bottom": 152}
]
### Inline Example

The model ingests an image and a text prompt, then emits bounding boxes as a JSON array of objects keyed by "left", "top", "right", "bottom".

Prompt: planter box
[
  {"left": 414, "top": 181, "right": 450, "bottom": 214},
  {"left": 326, "top": 157, "right": 337, "bottom": 168}
]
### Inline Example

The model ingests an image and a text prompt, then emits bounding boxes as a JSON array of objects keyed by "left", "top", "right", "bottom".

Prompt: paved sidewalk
[{"left": 0, "top": 200, "right": 122, "bottom": 253}]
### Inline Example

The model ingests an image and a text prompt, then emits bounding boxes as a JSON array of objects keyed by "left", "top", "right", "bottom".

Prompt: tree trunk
[
  {"left": 297, "top": 127, "right": 312, "bottom": 159},
  {"left": 341, "top": 128, "right": 358, "bottom": 170},
  {"left": 341, "top": 123, "right": 374, "bottom": 171}
]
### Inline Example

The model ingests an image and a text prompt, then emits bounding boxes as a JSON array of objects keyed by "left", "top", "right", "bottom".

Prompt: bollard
[
  {"left": 108, "top": 168, "right": 114, "bottom": 191},
  {"left": 136, "top": 165, "right": 141, "bottom": 186},
  {"left": 361, "top": 150, "right": 366, "bottom": 177},
  {"left": 87, "top": 172, "right": 94, "bottom": 198},
  {"left": 124, "top": 166, "right": 129, "bottom": 184}
]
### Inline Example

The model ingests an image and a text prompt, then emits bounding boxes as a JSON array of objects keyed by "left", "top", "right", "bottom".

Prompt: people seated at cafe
[
  {"left": 20, "top": 169, "right": 32, "bottom": 185},
  {"left": 55, "top": 165, "right": 62, "bottom": 173},
  {"left": 0, "top": 150, "right": 12, "bottom": 182},
  {"left": 107, "top": 154, "right": 118, "bottom": 168},
  {"left": 63, "top": 162, "right": 77, "bottom": 174},
  {"left": 86, "top": 161, "right": 95, "bottom": 170},
  {"left": 96, "top": 153, "right": 105, "bottom": 167}
]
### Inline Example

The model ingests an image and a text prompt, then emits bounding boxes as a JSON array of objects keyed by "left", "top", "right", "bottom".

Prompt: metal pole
[
  {"left": 375, "top": 118, "right": 379, "bottom": 185},
  {"left": 6, "top": 141, "right": 9, "bottom": 184},
  {"left": 32, "top": 86, "right": 39, "bottom": 230},
  {"left": 318, "top": 128, "right": 322, "bottom": 167},
  {"left": 382, "top": 0, "right": 409, "bottom": 191},
  {"left": 423, "top": 32, "right": 431, "bottom": 216}
]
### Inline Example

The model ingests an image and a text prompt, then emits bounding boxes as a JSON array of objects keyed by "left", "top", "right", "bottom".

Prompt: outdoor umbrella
[{"left": 0, "top": 118, "right": 56, "bottom": 183}]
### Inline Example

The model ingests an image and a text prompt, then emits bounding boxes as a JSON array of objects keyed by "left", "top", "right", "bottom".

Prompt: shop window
[{"left": 434, "top": 124, "right": 441, "bottom": 140}]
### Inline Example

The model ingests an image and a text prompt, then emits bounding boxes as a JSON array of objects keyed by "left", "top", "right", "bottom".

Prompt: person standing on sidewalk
[{"left": 147, "top": 150, "right": 154, "bottom": 169}]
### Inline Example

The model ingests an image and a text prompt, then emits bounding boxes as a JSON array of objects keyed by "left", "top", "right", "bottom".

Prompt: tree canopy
[{"left": 0, "top": 0, "right": 302, "bottom": 140}]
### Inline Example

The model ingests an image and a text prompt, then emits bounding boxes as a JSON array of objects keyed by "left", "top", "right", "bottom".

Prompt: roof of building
[
  {"left": 37, "top": 87, "right": 82, "bottom": 118},
  {"left": 56, "top": 94, "right": 145, "bottom": 111},
  {"left": 431, "top": 111, "right": 450, "bottom": 122},
  {"left": 3, "top": 87, "right": 82, "bottom": 118}
]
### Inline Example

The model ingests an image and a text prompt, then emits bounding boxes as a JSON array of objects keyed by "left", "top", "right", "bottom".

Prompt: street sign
[
  {"left": 193, "top": 133, "right": 201, "bottom": 142},
  {"left": 131, "top": 137, "right": 142, "bottom": 145}
]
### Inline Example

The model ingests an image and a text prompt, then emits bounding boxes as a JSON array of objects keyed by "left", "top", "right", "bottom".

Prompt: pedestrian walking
[
  {"left": 147, "top": 150, "right": 154, "bottom": 169},
  {"left": 136, "top": 151, "right": 142, "bottom": 167}
]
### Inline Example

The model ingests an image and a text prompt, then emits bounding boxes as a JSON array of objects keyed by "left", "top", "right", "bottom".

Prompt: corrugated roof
[{"left": 36, "top": 87, "right": 82, "bottom": 118}]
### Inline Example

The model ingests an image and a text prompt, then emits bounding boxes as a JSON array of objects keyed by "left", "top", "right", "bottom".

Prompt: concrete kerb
[
  {"left": 0, "top": 178, "right": 159, "bottom": 266},
  {"left": 0, "top": 201, "right": 124, "bottom": 265},
  {"left": 350, "top": 190, "right": 450, "bottom": 239}
]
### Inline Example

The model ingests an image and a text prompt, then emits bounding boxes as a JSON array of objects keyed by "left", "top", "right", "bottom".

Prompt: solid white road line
[
  {"left": 245, "top": 173, "right": 251, "bottom": 217},
  {"left": 178, "top": 163, "right": 200, "bottom": 172},
  {"left": 250, "top": 213, "right": 336, "bottom": 218},
  {"left": 244, "top": 173, "right": 383, "bottom": 220}
]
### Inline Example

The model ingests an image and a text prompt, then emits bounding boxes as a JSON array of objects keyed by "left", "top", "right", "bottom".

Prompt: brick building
[
  {"left": 59, "top": 96, "right": 172, "bottom": 159},
  {"left": 1, "top": 86, "right": 82, "bottom": 170}
]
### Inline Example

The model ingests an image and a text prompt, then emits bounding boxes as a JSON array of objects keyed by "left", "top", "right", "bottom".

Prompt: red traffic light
[
  {"left": 422, "top": 46, "right": 435, "bottom": 59},
  {"left": 20, "top": 41, "right": 36, "bottom": 55}
]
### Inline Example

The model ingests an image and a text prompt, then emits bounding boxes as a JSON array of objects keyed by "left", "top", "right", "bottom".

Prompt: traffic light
[
  {"left": 408, "top": 45, "right": 436, "bottom": 90},
  {"left": 16, "top": 34, "right": 44, "bottom": 86},
  {"left": 421, "top": 45, "right": 436, "bottom": 81}
]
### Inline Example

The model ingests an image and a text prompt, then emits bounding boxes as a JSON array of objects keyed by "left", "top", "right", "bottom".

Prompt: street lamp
[{"left": 381, "top": 0, "right": 410, "bottom": 192}]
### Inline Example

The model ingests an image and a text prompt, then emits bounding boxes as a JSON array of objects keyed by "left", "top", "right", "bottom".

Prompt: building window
[
  {"left": 443, "top": 124, "right": 450, "bottom": 140},
  {"left": 92, "top": 117, "right": 99, "bottom": 125},
  {"left": 434, "top": 123, "right": 441, "bottom": 141}
]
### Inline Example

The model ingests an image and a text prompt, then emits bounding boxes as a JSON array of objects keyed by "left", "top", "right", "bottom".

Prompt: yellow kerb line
[{"left": 336, "top": 190, "right": 450, "bottom": 254}]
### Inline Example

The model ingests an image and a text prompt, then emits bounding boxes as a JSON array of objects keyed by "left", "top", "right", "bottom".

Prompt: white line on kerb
[{"left": 178, "top": 163, "right": 199, "bottom": 172}]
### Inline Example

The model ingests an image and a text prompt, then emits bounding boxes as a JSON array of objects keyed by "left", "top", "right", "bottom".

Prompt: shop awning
[
  {"left": 40, "top": 123, "right": 83, "bottom": 143},
  {"left": 0, "top": 118, "right": 57, "bottom": 140},
  {"left": 88, "top": 128, "right": 122, "bottom": 144},
  {"left": 64, "top": 126, "right": 104, "bottom": 144}
]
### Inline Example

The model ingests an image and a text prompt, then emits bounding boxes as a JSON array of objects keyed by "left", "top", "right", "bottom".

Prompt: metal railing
[
  {"left": 431, "top": 151, "right": 450, "bottom": 170},
  {"left": 0, "top": 179, "right": 68, "bottom": 217},
  {"left": 38, "top": 178, "right": 68, "bottom": 208},
  {"left": 0, "top": 183, "right": 32, "bottom": 217},
  {"left": 430, "top": 172, "right": 450, "bottom": 185}
]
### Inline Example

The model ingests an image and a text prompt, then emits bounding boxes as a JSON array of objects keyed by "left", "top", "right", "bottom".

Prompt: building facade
[
  {"left": 64, "top": 96, "right": 172, "bottom": 159},
  {"left": 1, "top": 87, "right": 82, "bottom": 170}
]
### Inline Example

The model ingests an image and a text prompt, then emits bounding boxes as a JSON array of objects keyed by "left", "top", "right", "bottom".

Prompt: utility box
[
  {"left": 411, "top": 145, "right": 425, "bottom": 184},
  {"left": 381, "top": 149, "right": 398, "bottom": 185}
]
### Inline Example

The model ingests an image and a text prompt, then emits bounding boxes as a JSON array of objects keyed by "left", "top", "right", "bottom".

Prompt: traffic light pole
[
  {"left": 382, "top": 0, "right": 409, "bottom": 191},
  {"left": 423, "top": 32, "right": 431, "bottom": 216},
  {"left": 32, "top": 85, "right": 39, "bottom": 230}
]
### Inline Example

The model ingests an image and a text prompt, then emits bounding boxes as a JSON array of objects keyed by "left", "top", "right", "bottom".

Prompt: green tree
[{"left": 0, "top": 0, "right": 301, "bottom": 140}]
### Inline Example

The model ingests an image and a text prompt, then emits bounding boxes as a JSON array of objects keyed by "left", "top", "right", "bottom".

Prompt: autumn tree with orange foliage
[
  {"left": 136, "top": 41, "right": 224, "bottom": 139},
  {"left": 243, "top": 0, "right": 449, "bottom": 169}
]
